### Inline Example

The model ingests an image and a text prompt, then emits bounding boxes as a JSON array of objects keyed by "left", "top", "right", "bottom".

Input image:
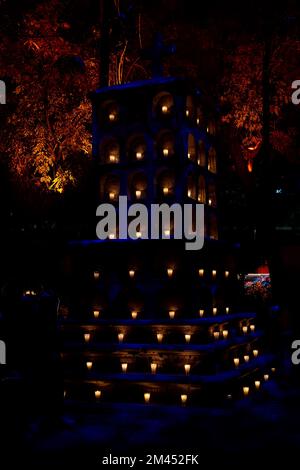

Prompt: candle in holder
[
  {"left": 151, "top": 363, "right": 157, "bottom": 374},
  {"left": 169, "top": 310, "right": 175, "bottom": 319},
  {"left": 244, "top": 355, "right": 250, "bottom": 363},
  {"left": 93, "top": 309, "right": 100, "bottom": 319},
  {"left": 129, "top": 269, "right": 135, "bottom": 278},
  {"left": 213, "top": 331, "right": 220, "bottom": 340},
  {"left": 163, "top": 187, "right": 169, "bottom": 195},
  {"left": 242, "top": 325, "right": 248, "bottom": 334},
  {"left": 136, "top": 151, "right": 143, "bottom": 160},
  {"left": 250, "top": 324, "right": 255, "bottom": 332},
  {"left": 233, "top": 357, "right": 240, "bottom": 367},
  {"left": 84, "top": 333, "right": 91, "bottom": 343},
  {"left": 131, "top": 310, "right": 138, "bottom": 319},
  {"left": 108, "top": 112, "right": 116, "bottom": 121},
  {"left": 135, "top": 190, "right": 142, "bottom": 199},
  {"left": 243, "top": 386, "right": 250, "bottom": 397},
  {"left": 157, "top": 333, "right": 163, "bottom": 343},
  {"left": 198, "top": 269, "right": 204, "bottom": 277},
  {"left": 264, "top": 374, "right": 269, "bottom": 381},
  {"left": 135, "top": 231, "right": 142, "bottom": 238},
  {"left": 109, "top": 191, "right": 116, "bottom": 200},
  {"left": 225, "top": 271, "right": 230, "bottom": 278},
  {"left": 144, "top": 392, "right": 151, "bottom": 403},
  {"left": 167, "top": 268, "right": 173, "bottom": 277},
  {"left": 95, "top": 390, "right": 101, "bottom": 399},
  {"left": 225, "top": 307, "right": 230, "bottom": 314},
  {"left": 164, "top": 229, "right": 170, "bottom": 237},
  {"left": 184, "top": 364, "right": 191, "bottom": 375},
  {"left": 185, "top": 334, "right": 191, "bottom": 344},
  {"left": 212, "top": 307, "right": 217, "bottom": 315},
  {"left": 181, "top": 394, "right": 188, "bottom": 404},
  {"left": 109, "top": 233, "right": 115, "bottom": 239},
  {"left": 271, "top": 367, "right": 276, "bottom": 373},
  {"left": 199, "top": 309, "right": 205, "bottom": 317},
  {"left": 121, "top": 363, "right": 128, "bottom": 373},
  {"left": 255, "top": 380, "right": 261, "bottom": 390},
  {"left": 186, "top": 109, "right": 190, "bottom": 117},
  {"left": 212, "top": 270, "right": 217, "bottom": 278},
  {"left": 222, "top": 330, "right": 229, "bottom": 339},
  {"left": 118, "top": 333, "right": 124, "bottom": 343},
  {"left": 161, "top": 105, "right": 168, "bottom": 113},
  {"left": 253, "top": 349, "right": 259, "bottom": 357},
  {"left": 86, "top": 361, "right": 93, "bottom": 370},
  {"left": 163, "top": 148, "right": 169, "bottom": 157},
  {"left": 109, "top": 154, "right": 117, "bottom": 163},
  {"left": 93, "top": 271, "right": 100, "bottom": 280}
]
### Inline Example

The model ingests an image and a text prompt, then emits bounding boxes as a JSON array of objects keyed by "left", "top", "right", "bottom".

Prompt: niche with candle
[
  {"left": 100, "top": 137, "right": 120, "bottom": 164},
  {"left": 208, "top": 181, "right": 217, "bottom": 208},
  {"left": 197, "top": 175, "right": 206, "bottom": 203},
  {"left": 157, "top": 169, "right": 175, "bottom": 199},
  {"left": 187, "top": 133, "right": 197, "bottom": 162},
  {"left": 129, "top": 171, "right": 148, "bottom": 201},
  {"left": 156, "top": 130, "right": 175, "bottom": 159},
  {"left": 186, "top": 171, "right": 197, "bottom": 199},
  {"left": 101, "top": 173, "right": 121, "bottom": 201},
  {"left": 127, "top": 134, "right": 147, "bottom": 162},
  {"left": 208, "top": 147, "right": 217, "bottom": 174},
  {"left": 197, "top": 140, "right": 206, "bottom": 167},
  {"left": 185, "top": 95, "right": 195, "bottom": 120},
  {"left": 153, "top": 91, "right": 175, "bottom": 118}
]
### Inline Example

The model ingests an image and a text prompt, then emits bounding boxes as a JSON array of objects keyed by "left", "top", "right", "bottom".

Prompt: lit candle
[
  {"left": 121, "top": 363, "right": 128, "bottom": 373},
  {"left": 93, "top": 271, "right": 100, "bottom": 280},
  {"left": 187, "top": 153, "right": 191, "bottom": 159},
  {"left": 144, "top": 392, "right": 151, "bottom": 403},
  {"left": 196, "top": 118, "right": 200, "bottom": 125},
  {"left": 164, "top": 229, "right": 170, "bottom": 237},
  {"left": 135, "top": 190, "right": 142, "bottom": 198},
  {"left": 95, "top": 390, "right": 101, "bottom": 399},
  {"left": 255, "top": 380, "right": 260, "bottom": 390},
  {"left": 244, "top": 355, "right": 250, "bottom": 363},
  {"left": 109, "top": 191, "right": 115, "bottom": 200},
  {"left": 212, "top": 307, "right": 217, "bottom": 315},
  {"left": 198, "top": 269, "right": 204, "bottom": 277},
  {"left": 271, "top": 367, "right": 276, "bottom": 373},
  {"left": 187, "top": 189, "right": 192, "bottom": 197},
  {"left": 161, "top": 105, "right": 168, "bottom": 113},
  {"left": 108, "top": 113, "right": 116, "bottom": 121},
  {"left": 84, "top": 333, "right": 91, "bottom": 343},
  {"left": 109, "top": 233, "right": 115, "bottom": 239},
  {"left": 185, "top": 334, "right": 191, "bottom": 343},
  {"left": 208, "top": 198, "right": 212, "bottom": 206},
  {"left": 64, "top": 390, "right": 67, "bottom": 398},
  {"left": 131, "top": 310, "right": 138, "bottom": 319},
  {"left": 136, "top": 151, "right": 143, "bottom": 160},
  {"left": 213, "top": 331, "right": 220, "bottom": 340},
  {"left": 109, "top": 154, "right": 116, "bottom": 163},
  {"left": 118, "top": 333, "right": 124, "bottom": 343},
  {"left": 222, "top": 330, "right": 229, "bottom": 339},
  {"left": 135, "top": 231, "right": 142, "bottom": 238},
  {"left": 243, "top": 386, "right": 250, "bottom": 397},
  {"left": 157, "top": 333, "right": 163, "bottom": 343},
  {"left": 186, "top": 109, "right": 190, "bottom": 117},
  {"left": 181, "top": 394, "right": 188, "bottom": 404},
  {"left": 86, "top": 361, "right": 93, "bottom": 370},
  {"left": 212, "top": 270, "right": 217, "bottom": 278},
  {"left": 225, "top": 270, "right": 230, "bottom": 278},
  {"left": 233, "top": 357, "right": 240, "bottom": 367},
  {"left": 264, "top": 374, "right": 269, "bottom": 381},
  {"left": 93, "top": 310, "right": 100, "bottom": 319},
  {"left": 163, "top": 187, "right": 169, "bottom": 195},
  {"left": 250, "top": 324, "right": 255, "bottom": 332},
  {"left": 151, "top": 363, "right": 157, "bottom": 374},
  {"left": 129, "top": 269, "right": 135, "bottom": 278},
  {"left": 226, "top": 307, "right": 230, "bottom": 314},
  {"left": 169, "top": 310, "right": 175, "bottom": 319},
  {"left": 184, "top": 364, "right": 191, "bottom": 375},
  {"left": 163, "top": 148, "right": 169, "bottom": 157},
  {"left": 199, "top": 309, "right": 205, "bottom": 317},
  {"left": 242, "top": 326, "right": 248, "bottom": 334},
  {"left": 167, "top": 268, "right": 173, "bottom": 277},
  {"left": 253, "top": 349, "right": 259, "bottom": 357}
]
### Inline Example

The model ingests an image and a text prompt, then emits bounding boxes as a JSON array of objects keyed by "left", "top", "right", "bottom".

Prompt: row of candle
[
  {"left": 91, "top": 308, "right": 232, "bottom": 320},
  {"left": 80, "top": 388, "right": 189, "bottom": 405},
  {"left": 85, "top": 360, "right": 192, "bottom": 375},
  {"left": 242, "top": 369, "right": 276, "bottom": 396},
  {"left": 233, "top": 349, "right": 259, "bottom": 367},
  {"left": 106, "top": 188, "right": 212, "bottom": 201},
  {"left": 94, "top": 268, "right": 231, "bottom": 280}
]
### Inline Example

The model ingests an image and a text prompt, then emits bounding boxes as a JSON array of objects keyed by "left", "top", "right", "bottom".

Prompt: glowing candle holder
[
  {"left": 151, "top": 363, "right": 157, "bottom": 374},
  {"left": 167, "top": 268, "right": 173, "bottom": 277},
  {"left": 185, "top": 334, "right": 191, "bottom": 344},
  {"left": 181, "top": 394, "right": 188, "bottom": 404},
  {"left": 135, "top": 231, "right": 142, "bottom": 239},
  {"left": 144, "top": 392, "right": 151, "bottom": 403},
  {"left": 187, "top": 189, "right": 192, "bottom": 197},
  {"left": 271, "top": 367, "right": 276, "bottom": 373},
  {"left": 136, "top": 151, "right": 143, "bottom": 160},
  {"left": 233, "top": 357, "right": 240, "bottom": 367},
  {"left": 109, "top": 233, "right": 115, "bottom": 239},
  {"left": 222, "top": 330, "right": 229, "bottom": 339},
  {"left": 108, "top": 113, "right": 116, "bottom": 121},
  {"left": 131, "top": 310, "right": 138, "bottom": 319},
  {"left": 186, "top": 109, "right": 190, "bottom": 117},
  {"left": 109, "top": 192, "right": 116, "bottom": 200},
  {"left": 253, "top": 349, "right": 259, "bottom": 357},
  {"left": 212, "top": 270, "right": 217, "bottom": 278},
  {"left": 243, "top": 386, "right": 250, "bottom": 397},
  {"left": 64, "top": 390, "right": 67, "bottom": 398},
  {"left": 208, "top": 198, "right": 212, "bottom": 206},
  {"left": 196, "top": 118, "right": 200, "bottom": 125},
  {"left": 163, "top": 148, "right": 169, "bottom": 157},
  {"left": 93, "top": 309, "right": 100, "bottom": 319},
  {"left": 93, "top": 271, "right": 100, "bottom": 280},
  {"left": 169, "top": 310, "right": 175, "bottom": 319},
  {"left": 86, "top": 361, "right": 93, "bottom": 370},
  {"left": 95, "top": 390, "right": 101, "bottom": 399},
  {"left": 109, "top": 154, "right": 117, "bottom": 163},
  {"left": 255, "top": 380, "right": 260, "bottom": 390},
  {"left": 164, "top": 229, "right": 170, "bottom": 237},
  {"left": 129, "top": 269, "right": 135, "bottom": 278},
  {"left": 264, "top": 374, "right": 269, "bottom": 381},
  {"left": 244, "top": 355, "right": 250, "bottom": 363},
  {"left": 118, "top": 333, "right": 124, "bottom": 343},
  {"left": 213, "top": 331, "right": 220, "bottom": 340},
  {"left": 161, "top": 105, "right": 168, "bottom": 113},
  {"left": 212, "top": 307, "right": 218, "bottom": 315},
  {"left": 163, "top": 187, "right": 169, "bottom": 195},
  {"left": 225, "top": 307, "right": 230, "bottom": 314},
  {"left": 198, "top": 269, "right": 204, "bottom": 277},
  {"left": 121, "top": 363, "right": 128, "bottom": 373},
  {"left": 250, "top": 324, "right": 255, "bottom": 332},
  {"left": 157, "top": 333, "right": 163, "bottom": 343},
  {"left": 187, "top": 153, "right": 191, "bottom": 159},
  {"left": 225, "top": 270, "right": 230, "bottom": 278},
  {"left": 84, "top": 333, "right": 91, "bottom": 343},
  {"left": 184, "top": 364, "right": 191, "bottom": 375},
  {"left": 199, "top": 309, "right": 205, "bottom": 317},
  {"left": 135, "top": 190, "right": 142, "bottom": 199},
  {"left": 242, "top": 326, "right": 248, "bottom": 334}
]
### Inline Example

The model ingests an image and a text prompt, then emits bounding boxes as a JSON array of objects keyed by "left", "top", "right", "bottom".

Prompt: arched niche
[
  {"left": 101, "top": 173, "right": 121, "bottom": 201},
  {"left": 101, "top": 100, "right": 120, "bottom": 124},
  {"left": 186, "top": 171, "right": 197, "bottom": 199},
  {"left": 126, "top": 134, "right": 147, "bottom": 162},
  {"left": 197, "top": 175, "right": 206, "bottom": 203},
  {"left": 100, "top": 137, "right": 120, "bottom": 164},
  {"left": 156, "top": 130, "right": 175, "bottom": 159},
  {"left": 208, "top": 181, "right": 217, "bottom": 207},
  {"left": 185, "top": 95, "right": 195, "bottom": 119},
  {"left": 153, "top": 91, "right": 174, "bottom": 118},
  {"left": 156, "top": 168, "right": 176, "bottom": 198},
  {"left": 197, "top": 140, "right": 206, "bottom": 166},
  {"left": 187, "top": 133, "right": 196, "bottom": 162},
  {"left": 208, "top": 147, "right": 217, "bottom": 173},
  {"left": 129, "top": 170, "right": 148, "bottom": 200}
]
